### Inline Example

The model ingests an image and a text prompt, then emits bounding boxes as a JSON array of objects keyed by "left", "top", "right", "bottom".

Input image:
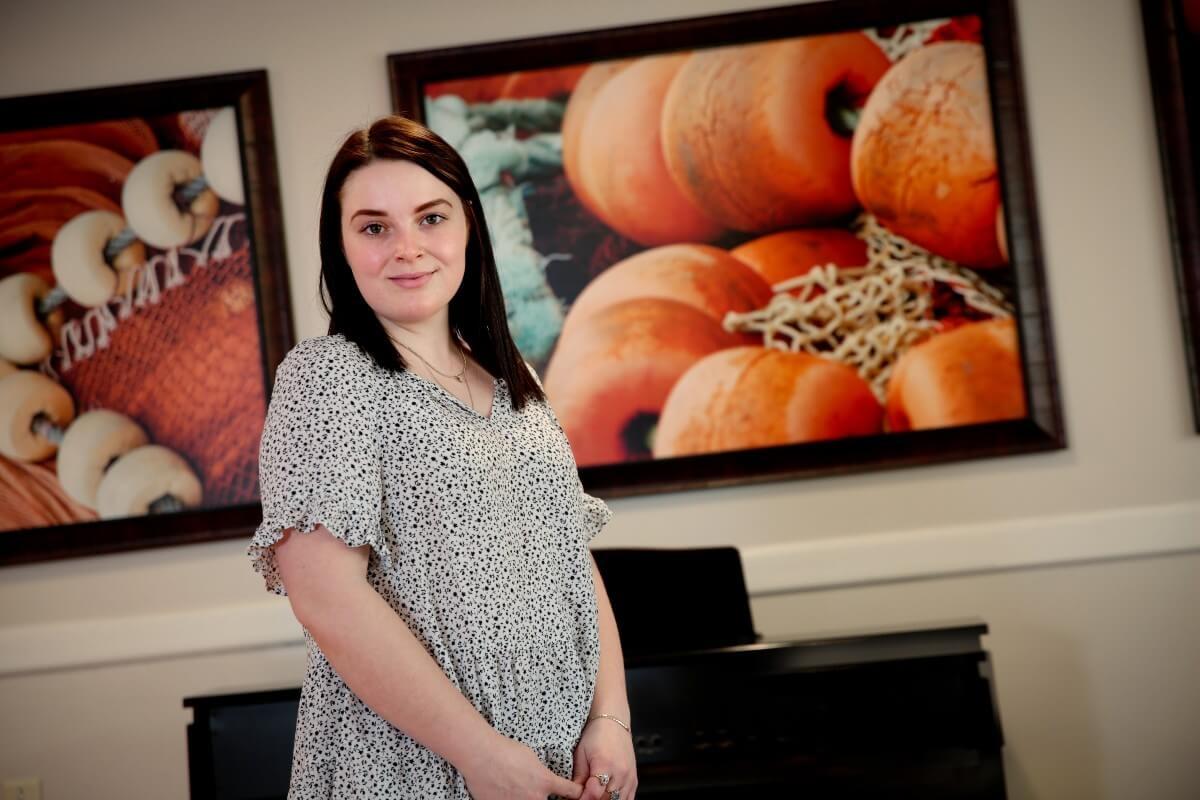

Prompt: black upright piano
[
  {"left": 184, "top": 620, "right": 1005, "bottom": 799},
  {"left": 621, "top": 620, "right": 1006, "bottom": 797},
  {"left": 188, "top": 544, "right": 1005, "bottom": 797}
]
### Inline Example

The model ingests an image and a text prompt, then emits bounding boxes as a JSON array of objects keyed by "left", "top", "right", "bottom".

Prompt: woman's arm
[
  {"left": 588, "top": 556, "right": 631, "bottom": 724},
  {"left": 274, "top": 525, "right": 582, "bottom": 800},
  {"left": 573, "top": 556, "right": 638, "bottom": 800}
]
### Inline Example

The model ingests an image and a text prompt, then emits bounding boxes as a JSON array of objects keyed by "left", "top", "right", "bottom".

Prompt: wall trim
[
  {"left": 0, "top": 601, "right": 303, "bottom": 677},
  {"left": 3, "top": 500, "right": 1198, "bottom": 677},
  {"left": 739, "top": 500, "right": 1200, "bottom": 595}
]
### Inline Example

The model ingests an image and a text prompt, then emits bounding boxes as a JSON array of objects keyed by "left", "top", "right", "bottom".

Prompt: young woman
[{"left": 248, "top": 115, "right": 636, "bottom": 800}]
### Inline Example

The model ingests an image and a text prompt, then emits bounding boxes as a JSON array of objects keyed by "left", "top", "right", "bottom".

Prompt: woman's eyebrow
[
  {"left": 413, "top": 198, "right": 452, "bottom": 213},
  {"left": 349, "top": 198, "right": 451, "bottom": 221}
]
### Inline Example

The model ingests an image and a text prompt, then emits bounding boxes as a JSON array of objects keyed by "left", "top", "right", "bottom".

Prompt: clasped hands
[{"left": 461, "top": 716, "right": 637, "bottom": 800}]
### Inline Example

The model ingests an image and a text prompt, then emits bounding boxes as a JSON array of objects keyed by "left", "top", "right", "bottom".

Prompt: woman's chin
[{"left": 373, "top": 303, "right": 450, "bottom": 330}]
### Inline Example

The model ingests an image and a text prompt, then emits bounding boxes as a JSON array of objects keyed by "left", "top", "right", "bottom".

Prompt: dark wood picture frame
[
  {"left": 1142, "top": 0, "right": 1200, "bottom": 429},
  {"left": 0, "top": 70, "right": 293, "bottom": 565},
  {"left": 388, "top": 0, "right": 1064, "bottom": 498}
]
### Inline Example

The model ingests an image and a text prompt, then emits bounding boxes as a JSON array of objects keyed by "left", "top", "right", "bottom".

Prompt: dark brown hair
[{"left": 318, "top": 115, "right": 544, "bottom": 410}]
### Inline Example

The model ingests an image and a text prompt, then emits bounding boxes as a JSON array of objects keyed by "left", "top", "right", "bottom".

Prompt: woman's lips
[{"left": 388, "top": 271, "right": 433, "bottom": 288}]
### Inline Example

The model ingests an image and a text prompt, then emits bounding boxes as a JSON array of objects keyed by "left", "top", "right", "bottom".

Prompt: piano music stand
[{"left": 590, "top": 546, "right": 759, "bottom": 660}]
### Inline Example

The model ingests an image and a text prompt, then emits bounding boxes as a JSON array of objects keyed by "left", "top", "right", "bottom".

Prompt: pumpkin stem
[
  {"left": 825, "top": 81, "right": 866, "bottom": 138},
  {"left": 621, "top": 412, "right": 658, "bottom": 459}
]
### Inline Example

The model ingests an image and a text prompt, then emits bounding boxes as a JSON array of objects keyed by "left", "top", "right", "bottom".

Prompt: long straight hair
[{"left": 318, "top": 115, "right": 544, "bottom": 410}]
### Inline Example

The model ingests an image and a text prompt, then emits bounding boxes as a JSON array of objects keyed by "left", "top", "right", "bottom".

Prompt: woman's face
[{"left": 340, "top": 159, "right": 470, "bottom": 330}]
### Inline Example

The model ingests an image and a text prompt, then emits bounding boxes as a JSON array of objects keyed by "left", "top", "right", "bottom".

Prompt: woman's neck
[{"left": 377, "top": 314, "right": 460, "bottom": 368}]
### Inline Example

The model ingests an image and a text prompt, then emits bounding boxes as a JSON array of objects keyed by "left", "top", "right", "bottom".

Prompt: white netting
[
  {"left": 723, "top": 214, "right": 1012, "bottom": 403},
  {"left": 865, "top": 20, "right": 947, "bottom": 62}
]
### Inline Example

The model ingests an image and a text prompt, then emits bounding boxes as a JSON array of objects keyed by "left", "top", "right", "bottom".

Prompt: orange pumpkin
[
  {"left": 660, "top": 33, "right": 891, "bottom": 232},
  {"left": 996, "top": 204, "right": 1008, "bottom": 263},
  {"left": 561, "top": 60, "right": 634, "bottom": 220},
  {"left": 499, "top": 65, "right": 588, "bottom": 99},
  {"left": 731, "top": 228, "right": 867, "bottom": 293},
  {"left": 851, "top": 42, "right": 1004, "bottom": 268},
  {"left": 885, "top": 317, "right": 1025, "bottom": 431},
  {"left": 544, "top": 298, "right": 742, "bottom": 466},
  {"left": 571, "top": 54, "right": 724, "bottom": 245},
  {"left": 425, "top": 75, "right": 510, "bottom": 103},
  {"left": 559, "top": 243, "right": 772, "bottom": 343},
  {"left": 654, "top": 346, "right": 883, "bottom": 457}
]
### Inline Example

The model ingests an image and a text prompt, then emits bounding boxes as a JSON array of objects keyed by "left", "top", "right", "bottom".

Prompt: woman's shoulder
[
  {"left": 279, "top": 334, "right": 379, "bottom": 378},
  {"left": 271, "top": 335, "right": 387, "bottom": 410}
]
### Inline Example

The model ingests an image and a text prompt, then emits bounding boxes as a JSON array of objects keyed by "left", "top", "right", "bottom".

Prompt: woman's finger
[
  {"left": 605, "top": 769, "right": 637, "bottom": 800},
  {"left": 583, "top": 767, "right": 615, "bottom": 800},
  {"left": 549, "top": 770, "right": 584, "bottom": 800},
  {"left": 604, "top": 785, "right": 625, "bottom": 800},
  {"left": 571, "top": 746, "right": 589, "bottom": 785}
]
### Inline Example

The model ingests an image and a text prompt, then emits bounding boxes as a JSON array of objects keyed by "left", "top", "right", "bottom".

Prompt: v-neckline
[{"left": 405, "top": 369, "right": 499, "bottom": 421}]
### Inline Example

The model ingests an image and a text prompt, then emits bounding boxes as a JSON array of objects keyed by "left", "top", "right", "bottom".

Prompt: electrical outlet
[{"left": 3, "top": 777, "right": 41, "bottom": 800}]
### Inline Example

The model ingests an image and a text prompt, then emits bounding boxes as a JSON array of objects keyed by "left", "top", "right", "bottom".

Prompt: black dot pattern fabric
[{"left": 247, "top": 335, "right": 611, "bottom": 798}]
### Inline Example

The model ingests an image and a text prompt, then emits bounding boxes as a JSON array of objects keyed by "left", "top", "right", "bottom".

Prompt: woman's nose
[{"left": 392, "top": 229, "right": 422, "bottom": 262}]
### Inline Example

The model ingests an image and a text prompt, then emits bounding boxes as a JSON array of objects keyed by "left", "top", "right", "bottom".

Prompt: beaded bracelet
[{"left": 587, "top": 713, "right": 631, "bottom": 734}]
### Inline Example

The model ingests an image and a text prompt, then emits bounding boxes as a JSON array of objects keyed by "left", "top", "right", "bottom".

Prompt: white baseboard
[{"left": 2, "top": 501, "right": 1198, "bottom": 677}]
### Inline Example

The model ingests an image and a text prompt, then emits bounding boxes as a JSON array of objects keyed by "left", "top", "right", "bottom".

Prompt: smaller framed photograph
[{"left": 0, "top": 70, "right": 293, "bottom": 564}]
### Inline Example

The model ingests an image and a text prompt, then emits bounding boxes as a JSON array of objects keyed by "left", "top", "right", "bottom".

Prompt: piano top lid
[
  {"left": 183, "top": 619, "right": 994, "bottom": 708},
  {"left": 624, "top": 618, "right": 991, "bottom": 671}
]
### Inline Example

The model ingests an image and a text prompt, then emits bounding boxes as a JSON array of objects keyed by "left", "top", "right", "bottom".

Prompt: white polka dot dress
[{"left": 248, "top": 334, "right": 611, "bottom": 798}]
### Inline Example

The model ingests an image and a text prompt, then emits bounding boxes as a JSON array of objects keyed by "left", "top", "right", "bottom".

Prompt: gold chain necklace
[
  {"left": 393, "top": 339, "right": 466, "bottom": 382},
  {"left": 394, "top": 338, "right": 476, "bottom": 413}
]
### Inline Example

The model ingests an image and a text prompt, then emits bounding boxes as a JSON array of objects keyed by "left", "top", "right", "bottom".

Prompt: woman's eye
[
  {"left": 361, "top": 222, "right": 385, "bottom": 236},
  {"left": 421, "top": 213, "right": 447, "bottom": 226}
]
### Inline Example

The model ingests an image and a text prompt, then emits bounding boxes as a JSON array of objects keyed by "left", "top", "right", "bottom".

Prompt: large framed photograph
[
  {"left": 389, "top": 0, "right": 1063, "bottom": 497},
  {"left": 0, "top": 71, "right": 293, "bottom": 564},
  {"left": 1143, "top": 0, "right": 1200, "bottom": 429}
]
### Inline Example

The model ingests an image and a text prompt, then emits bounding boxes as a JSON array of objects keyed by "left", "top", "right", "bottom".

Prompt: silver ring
[
  {"left": 608, "top": 790, "right": 621, "bottom": 800},
  {"left": 592, "top": 773, "right": 610, "bottom": 786}
]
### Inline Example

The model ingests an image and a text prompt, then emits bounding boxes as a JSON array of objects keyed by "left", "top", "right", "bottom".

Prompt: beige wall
[{"left": 1, "top": 0, "right": 1198, "bottom": 798}]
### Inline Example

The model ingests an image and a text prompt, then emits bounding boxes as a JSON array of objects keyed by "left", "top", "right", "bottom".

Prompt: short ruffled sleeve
[
  {"left": 526, "top": 360, "right": 614, "bottom": 545},
  {"left": 248, "top": 337, "right": 389, "bottom": 595},
  {"left": 578, "top": 490, "right": 612, "bottom": 545}
]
